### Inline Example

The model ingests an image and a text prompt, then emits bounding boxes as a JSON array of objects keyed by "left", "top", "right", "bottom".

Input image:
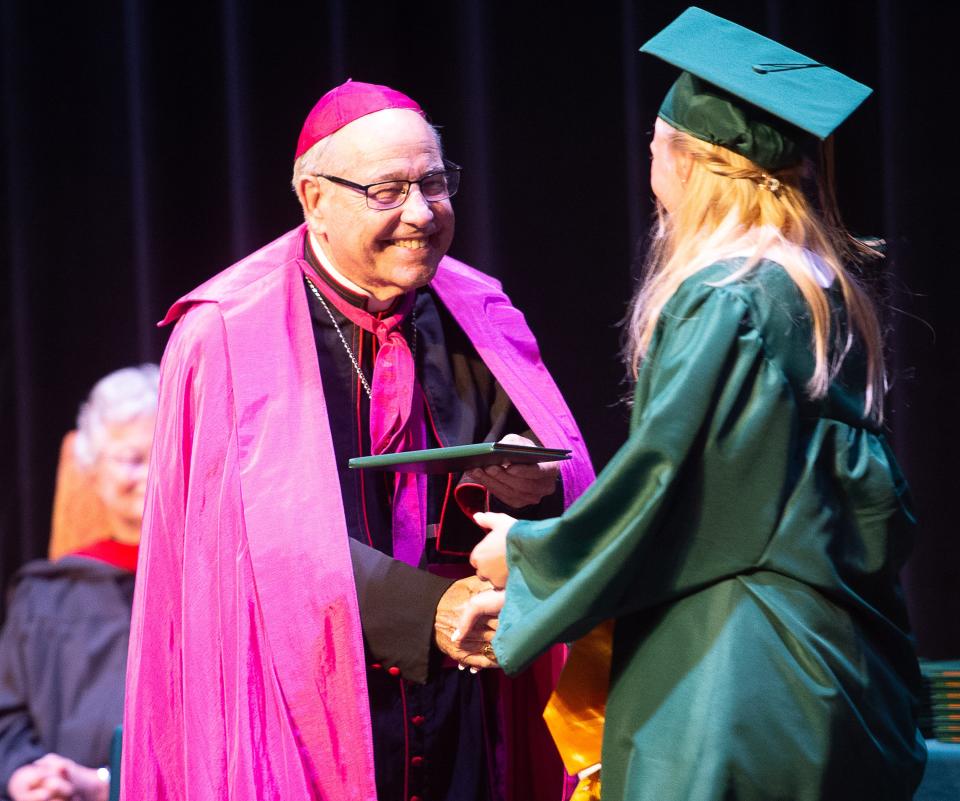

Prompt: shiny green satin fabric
[
  {"left": 494, "top": 260, "right": 926, "bottom": 801},
  {"left": 659, "top": 72, "right": 801, "bottom": 171}
]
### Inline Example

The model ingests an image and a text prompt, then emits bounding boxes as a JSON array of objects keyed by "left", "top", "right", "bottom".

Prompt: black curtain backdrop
[{"left": 1, "top": 1, "right": 957, "bottom": 655}]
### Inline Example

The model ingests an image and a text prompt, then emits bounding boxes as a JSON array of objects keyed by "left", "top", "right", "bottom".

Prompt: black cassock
[{"left": 304, "top": 247, "right": 562, "bottom": 801}]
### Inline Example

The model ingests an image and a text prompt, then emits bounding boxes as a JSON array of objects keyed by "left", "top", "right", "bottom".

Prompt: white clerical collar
[{"left": 307, "top": 232, "right": 375, "bottom": 298}]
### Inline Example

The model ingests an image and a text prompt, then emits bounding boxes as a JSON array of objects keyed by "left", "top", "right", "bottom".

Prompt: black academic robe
[{"left": 0, "top": 556, "right": 134, "bottom": 798}]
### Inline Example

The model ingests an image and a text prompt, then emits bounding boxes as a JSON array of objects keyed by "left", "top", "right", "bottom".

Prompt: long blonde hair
[{"left": 625, "top": 127, "right": 885, "bottom": 420}]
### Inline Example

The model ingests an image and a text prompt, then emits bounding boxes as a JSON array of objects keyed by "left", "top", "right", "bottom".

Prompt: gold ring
[{"left": 482, "top": 643, "right": 496, "bottom": 660}]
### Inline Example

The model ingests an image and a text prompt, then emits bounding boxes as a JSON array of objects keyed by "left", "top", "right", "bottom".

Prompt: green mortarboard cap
[{"left": 639, "top": 7, "right": 872, "bottom": 171}]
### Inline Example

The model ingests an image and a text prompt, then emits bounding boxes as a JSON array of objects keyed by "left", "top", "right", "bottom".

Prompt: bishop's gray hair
[{"left": 73, "top": 364, "right": 160, "bottom": 469}]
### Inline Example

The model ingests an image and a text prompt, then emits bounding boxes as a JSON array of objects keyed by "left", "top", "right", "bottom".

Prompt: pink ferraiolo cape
[{"left": 121, "top": 225, "right": 595, "bottom": 801}]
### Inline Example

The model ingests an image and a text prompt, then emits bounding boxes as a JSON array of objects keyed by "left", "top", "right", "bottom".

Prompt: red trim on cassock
[{"left": 453, "top": 481, "right": 490, "bottom": 519}]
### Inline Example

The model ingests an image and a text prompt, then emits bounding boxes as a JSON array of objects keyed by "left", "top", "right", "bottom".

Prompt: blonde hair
[{"left": 625, "top": 127, "right": 885, "bottom": 420}]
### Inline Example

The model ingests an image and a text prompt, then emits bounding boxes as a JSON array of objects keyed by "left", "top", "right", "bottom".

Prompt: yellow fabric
[
  {"left": 542, "top": 619, "right": 614, "bottom": 784},
  {"left": 571, "top": 772, "right": 602, "bottom": 801}
]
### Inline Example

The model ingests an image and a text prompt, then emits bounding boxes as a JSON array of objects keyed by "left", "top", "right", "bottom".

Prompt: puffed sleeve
[{"left": 494, "top": 277, "right": 794, "bottom": 675}]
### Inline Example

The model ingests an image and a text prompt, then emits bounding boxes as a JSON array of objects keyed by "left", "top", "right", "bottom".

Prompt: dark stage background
[{"left": 2, "top": 1, "right": 957, "bottom": 655}]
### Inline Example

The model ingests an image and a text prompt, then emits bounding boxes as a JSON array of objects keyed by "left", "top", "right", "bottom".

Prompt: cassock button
[
  {"left": 387, "top": 666, "right": 402, "bottom": 677},
  {"left": 370, "top": 663, "right": 382, "bottom": 671},
  {"left": 409, "top": 797, "right": 423, "bottom": 801},
  {"left": 410, "top": 755, "right": 424, "bottom": 767},
  {"left": 411, "top": 715, "right": 425, "bottom": 727}
]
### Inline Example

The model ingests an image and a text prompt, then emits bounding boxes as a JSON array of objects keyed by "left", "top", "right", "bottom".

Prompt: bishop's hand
[
  {"left": 452, "top": 588, "right": 506, "bottom": 657},
  {"left": 434, "top": 575, "right": 499, "bottom": 671},
  {"left": 462, "top": 434, "right": 560, "bottom": 509}
]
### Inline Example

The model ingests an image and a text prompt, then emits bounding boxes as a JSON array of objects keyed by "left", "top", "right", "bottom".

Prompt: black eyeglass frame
[{"left": 316, "top": 160, "right": 462, "bottom": 210}]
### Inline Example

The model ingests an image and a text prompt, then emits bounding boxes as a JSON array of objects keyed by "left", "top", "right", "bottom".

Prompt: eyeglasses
[
  {"left": 317, "top": 161, "right": 462, "bottom": 210},
  {"left": 101, "top": 451, "right": 150, "bottom": 474}
]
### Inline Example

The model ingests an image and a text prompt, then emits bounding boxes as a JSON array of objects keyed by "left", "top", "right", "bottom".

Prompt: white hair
[
  {"left": 291, "top": 134, "right": 339, "bottom": 204},
  {"left": 73, "top": 364, "right": 160, "bottom": 469}
]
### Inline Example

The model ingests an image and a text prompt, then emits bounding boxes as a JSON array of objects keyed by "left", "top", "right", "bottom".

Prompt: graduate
[{"left": 461, "top": 8, "right": 926, "bottom": 800}]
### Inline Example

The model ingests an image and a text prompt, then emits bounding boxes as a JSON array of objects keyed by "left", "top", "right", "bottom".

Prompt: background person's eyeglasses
[{"left": 317, "top": 161, "right": 462, "bottom": 210}]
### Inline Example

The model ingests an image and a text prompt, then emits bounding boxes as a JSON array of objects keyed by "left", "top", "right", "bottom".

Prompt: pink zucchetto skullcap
[{"left": 294, "top": 79, "right": 424, "bottom": 159}]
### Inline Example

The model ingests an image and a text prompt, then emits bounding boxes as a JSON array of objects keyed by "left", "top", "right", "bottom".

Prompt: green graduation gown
[{"left": 493, "top": 259, "right": 926, "bottom": 801}]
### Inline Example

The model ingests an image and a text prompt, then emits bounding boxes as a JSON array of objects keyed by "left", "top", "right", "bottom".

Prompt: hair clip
[{"left": 758, "top": 174, "right": 782, "bottom": 193}]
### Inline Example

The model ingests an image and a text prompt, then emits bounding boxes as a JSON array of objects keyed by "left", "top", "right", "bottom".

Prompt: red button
[
  {"left": 410, "top": 797, "right": 423, "bottom": 801},
  {"left": 410, "top": 756, "right": 424, "bottom": 767},
  {"left": 370, "top": 663, "right": 382, "bottom": 670},
  {"left": 411, "top": 715, "right": 425, "bottom": 726},
  {"left": 387, "top": 666, "right": 401, "bottom": 677}
]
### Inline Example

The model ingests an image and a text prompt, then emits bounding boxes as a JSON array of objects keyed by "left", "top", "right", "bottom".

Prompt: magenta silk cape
[{"left": 121, "top": 225, "right": 594, "bottom": 801}]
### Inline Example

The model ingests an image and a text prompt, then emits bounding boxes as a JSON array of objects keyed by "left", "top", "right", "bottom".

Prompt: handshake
[{"left": 433, "top": 511, "right": 515, "bottom": 673}]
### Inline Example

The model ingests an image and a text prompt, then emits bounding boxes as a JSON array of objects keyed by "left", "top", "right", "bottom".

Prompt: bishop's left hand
[
  {"left": 463, "top": 433, "right": 560, "bottom": 509},
  {"left": 470, "top": 511, "right": 516, "bottom": 589}
]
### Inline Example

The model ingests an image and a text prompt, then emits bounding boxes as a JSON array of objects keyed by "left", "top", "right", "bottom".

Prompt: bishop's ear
[{"left": 298, "top": 176, "right": 322, "bottom": 216}]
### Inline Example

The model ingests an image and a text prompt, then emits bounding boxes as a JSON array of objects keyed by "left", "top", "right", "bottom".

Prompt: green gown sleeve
[{"left": 494, "top": 275, "right": 795, "bottom": 675}]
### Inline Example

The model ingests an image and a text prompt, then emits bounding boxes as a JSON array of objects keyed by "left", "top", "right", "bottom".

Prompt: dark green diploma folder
[{"left": 348, "top": 443, "right": 572, "bottom": 474}]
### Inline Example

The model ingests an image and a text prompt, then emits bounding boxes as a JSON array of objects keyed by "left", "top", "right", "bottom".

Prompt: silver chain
[{"left": 304, "top": 275, "right": 417, "bottom": 400}]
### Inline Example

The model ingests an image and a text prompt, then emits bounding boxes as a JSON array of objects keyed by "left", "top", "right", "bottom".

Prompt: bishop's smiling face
[{"left": 309, "top": 108, "right": 455, "bottom": 302}]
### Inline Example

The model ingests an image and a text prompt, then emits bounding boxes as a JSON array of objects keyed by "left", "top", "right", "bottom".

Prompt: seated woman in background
[
  {"left": 462, "top": 8, "right": 926, "bottom": 801},
  {"left": 0, "top": 364, "right": 158, "bottom": 801}
]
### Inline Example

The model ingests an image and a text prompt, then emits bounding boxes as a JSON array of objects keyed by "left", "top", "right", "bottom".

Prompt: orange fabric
[
  {"left": 542, "top": 619, "right": 614, "bottom": 796},
  {"left": 49, "top": 431, "right": 110, "bottom": 560}
]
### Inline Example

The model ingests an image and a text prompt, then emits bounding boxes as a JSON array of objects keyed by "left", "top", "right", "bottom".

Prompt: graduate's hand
[
  {"left": 434, "top": 575, "right": 499, "bottom": 671},
  {"left": 470, "top": 512, "right": 515, "bottom": 589},
  {"left": 463, "top": 434, "right": 560, "bottom": 509},
  {"left": 453, "top": 589, "right": 506, "bottom": 651}
]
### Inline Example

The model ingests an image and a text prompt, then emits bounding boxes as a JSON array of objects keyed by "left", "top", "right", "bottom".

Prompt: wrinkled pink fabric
[{"left": 122, "top": 225, "right": 594, "bottom": 801}]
